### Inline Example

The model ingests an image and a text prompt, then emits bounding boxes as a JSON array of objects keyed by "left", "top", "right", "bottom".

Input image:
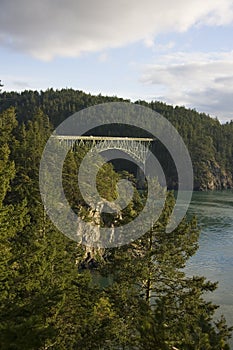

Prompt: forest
[
  {"left": 0, "top": 88, "right": 233, "bottom": 349},
  {"left": 0, "top": 88, "right": 232, "bottom": 191}
]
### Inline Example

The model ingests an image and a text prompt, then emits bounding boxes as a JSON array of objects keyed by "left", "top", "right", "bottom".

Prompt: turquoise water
[{"left": 186, "top": 190, "right": 233, "bottom": 347}]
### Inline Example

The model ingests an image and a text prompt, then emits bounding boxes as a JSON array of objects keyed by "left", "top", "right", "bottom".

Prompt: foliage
[
  {"left": 0, "top": 88, "right": 232, "bottom": 190},
  {"left": 0, "top": 95, "right": 232, "bottom": 349}
]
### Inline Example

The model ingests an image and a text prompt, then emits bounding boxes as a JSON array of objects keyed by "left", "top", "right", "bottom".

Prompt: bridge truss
[{"left": 52, "top": 135, "right": 154, "bottom": 167}]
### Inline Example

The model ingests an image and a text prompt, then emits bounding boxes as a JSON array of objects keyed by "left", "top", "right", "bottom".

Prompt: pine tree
[
  {"left": 0, "top": 109, "right": 119, "bottom": 349},
  {"left": 0, "top": 108, "right": 29, "bottom": 348},
  {"left": 99, "top": 190, "right": 233, "bottom": 349}
]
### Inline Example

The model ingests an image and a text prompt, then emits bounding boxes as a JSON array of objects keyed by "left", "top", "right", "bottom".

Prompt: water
[
  {"left": 93, "top": 190, "right": 233, "bottom": 346},
  {"left": 186, "top": 190, "right": 233, "bottom": 347}
]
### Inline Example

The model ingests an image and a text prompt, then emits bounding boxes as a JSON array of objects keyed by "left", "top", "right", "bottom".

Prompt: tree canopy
[
  {"left": 0, "top": 92, "right": 232, "bottom": 348},
  {"left": 0, "top": 88, "right": 232, "bottom": 190}
]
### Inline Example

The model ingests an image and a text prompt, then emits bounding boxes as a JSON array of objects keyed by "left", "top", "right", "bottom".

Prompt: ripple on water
[{"left": 185, "top": 190, "right": 233, "bottom": 347}]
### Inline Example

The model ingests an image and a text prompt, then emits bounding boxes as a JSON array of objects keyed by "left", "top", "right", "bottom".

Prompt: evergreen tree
[
  {"left": 0, "top": 98, "right": 232, "bottom": 349},
  {"left": 99, "top": 191, "right": 233, "bottom": 349}
]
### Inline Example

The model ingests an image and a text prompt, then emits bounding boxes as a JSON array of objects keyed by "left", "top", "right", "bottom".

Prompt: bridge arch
[{"left": 52, "top": 135, "right": 153, "bottom": 169}]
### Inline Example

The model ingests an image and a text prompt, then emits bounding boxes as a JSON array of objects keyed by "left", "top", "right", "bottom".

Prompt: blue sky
[{"left": 1, "top": 0, "right": 233, "bottom": 122}]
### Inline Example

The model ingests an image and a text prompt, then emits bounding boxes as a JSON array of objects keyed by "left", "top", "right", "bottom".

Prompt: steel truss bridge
[{"left": 52, "top": 135, "right": 154, "bottom": 167}]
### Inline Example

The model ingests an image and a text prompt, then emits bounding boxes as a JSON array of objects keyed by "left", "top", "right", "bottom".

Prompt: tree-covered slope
[
  {"left": 1, "top": 106, "right": 232, "bottom": 349},
  {"left": 0, "top": 88, "right": 232, "bottom": 190}
]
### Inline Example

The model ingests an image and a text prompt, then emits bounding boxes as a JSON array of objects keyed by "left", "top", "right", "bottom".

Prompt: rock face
[
  {"left": 77, "top": 200, "right": 122, "bottom": 267},
  {"left": 193, "top": 160, "right": 233, "bottom": 191}
]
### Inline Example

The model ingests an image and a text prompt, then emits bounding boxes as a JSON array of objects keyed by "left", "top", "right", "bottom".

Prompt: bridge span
[{"left": 52, "top": 135, "right": 154, "bottom": 168}]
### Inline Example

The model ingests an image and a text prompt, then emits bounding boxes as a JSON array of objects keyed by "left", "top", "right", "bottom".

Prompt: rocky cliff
[{"left": 193, "top": 160, "right": 233, "bottom": 191}]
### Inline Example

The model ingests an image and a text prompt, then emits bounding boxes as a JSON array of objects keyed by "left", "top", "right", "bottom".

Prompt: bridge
[{"left": 51, "top": 135, "right": 154, "bottom": 168}]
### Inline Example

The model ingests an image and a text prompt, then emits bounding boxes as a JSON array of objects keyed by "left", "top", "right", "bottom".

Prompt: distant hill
[{"left": 0, "top": 88, "right": 232, "bottom": 190}]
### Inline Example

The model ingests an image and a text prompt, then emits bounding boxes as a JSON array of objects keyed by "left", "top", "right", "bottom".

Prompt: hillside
[{"left": 0, "top": 88, "right": 232, "bottom": 190}]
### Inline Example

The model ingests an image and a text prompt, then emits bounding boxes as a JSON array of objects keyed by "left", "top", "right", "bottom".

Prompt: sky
[{"left": 0, "top": 0, "right": 233, "bottom": 123}]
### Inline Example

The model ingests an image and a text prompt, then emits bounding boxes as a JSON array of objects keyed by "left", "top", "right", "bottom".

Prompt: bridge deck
[{"left": 52, "top": 135, "right": 154, "bottom": 142}]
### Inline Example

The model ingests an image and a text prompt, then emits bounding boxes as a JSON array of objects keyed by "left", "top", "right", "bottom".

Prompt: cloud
[
  {"left": 12, "top": 80, "right": 31, "bottom": 88},
  {"left": 141, "top": 51, "right": 233, "bottom": 122},
  {"left": 0, "top": 0, "right": 233, "bottom": 60}
]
